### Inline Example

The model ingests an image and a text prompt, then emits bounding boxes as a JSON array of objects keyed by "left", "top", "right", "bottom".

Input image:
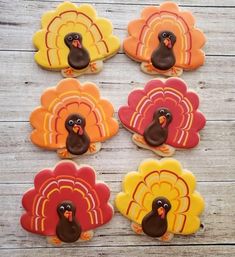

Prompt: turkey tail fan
[
  {"left": 21, "top": 161, "right": 113, "bottom": 236},
  {"left": 115, "top": 159, "right": 204, "bottom": 235},
  {"left": 30, "top": 78, "right": 119, "bottom": 150},
  {"left": 118, "top": 78, "right": 206, "bottom": 149},
  {"left": 123, "top": 2, "right": 206, "bottom": 73},
  {"left": 33, "top": 2, "right": 120, "bottom": 69}
]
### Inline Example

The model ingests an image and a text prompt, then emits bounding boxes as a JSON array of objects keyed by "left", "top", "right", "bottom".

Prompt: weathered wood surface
[
  {"left": 0, "top": 1, "right": 235, "bottom": 55},
  {"left": 0, "top": 53, "right": 235, "bottom": 121},
  {"left": 0, "top": 51, "right": 235, "bottom": 121},
  {"left": 0, "top": 0, "right": 235, "bottom": 256},
  {"left": 0, "top": 181, "right": 235, "bottom": 249},
  {"left": 0, "top": 122, "right": 235, "bottom": 182},
  {"left": 0, "top": 246, "right": 235, "bottom": 257}
]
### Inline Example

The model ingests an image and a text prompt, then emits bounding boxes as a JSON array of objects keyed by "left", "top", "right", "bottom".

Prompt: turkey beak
[
  {"left": 164, "top": 38, "right": 172, "bottom": 49},
  {"left": 73, "top": 124, "right": 79, "bottom": 133},
  {"left": 72, "top": 39, "right": 82, "bottom": 48},
  {"left": 64, "top": 210, "right": 73, "bottom": 222},
  {"left": 73, "top": 124, "right": 83, "bottom": 135},
  {"left": 159, "top": 115, "right": 167, "bottom": 128},
  {"left": 157, "top": 207, "right": 165, "bottom": 219}
]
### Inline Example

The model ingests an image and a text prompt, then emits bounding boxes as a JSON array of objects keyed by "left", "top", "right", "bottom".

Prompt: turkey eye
[
  {"left": 162, "top": 32, "right": 167, "bottom": 38},
  {"left": 68, "top": 36, "right": 73, "bottom": 41},
  {"left": 74, "top": 34, "right": 79, "bottom": 40},
  {"left": 66, "top": 205, "right": 71, "bottom": 211},
  {"left": 164, "top": 203, "right": 168, "bottom": 208},
  {"left": 59, "top": 206, "right": 65, "bottom": 211},
  {"left": 68, "top": 120, "right": 74, "bottom": 126},
  {"left": 76, "top": 118, "right": 82, "bottom": 124},
  {"left": 159, "top": 109, "right": 165, "bottom": 115},
  {"left": 157, "top": 200, "right": 162, "bottom": 205}
]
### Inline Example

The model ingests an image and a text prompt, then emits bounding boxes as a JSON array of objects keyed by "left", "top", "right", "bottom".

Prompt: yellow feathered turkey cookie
[
  {"left": 33, "top": 2, "right": 120, "bottom": 77},
  {"left": 115, "top": 158, "right": 204, "bottom": 241}
]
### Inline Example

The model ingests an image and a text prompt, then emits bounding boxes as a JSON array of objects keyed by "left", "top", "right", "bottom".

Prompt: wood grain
[
  {"left": 0, "top": 1, "right": 235, "bottom": 55},
  {"left": 0, "top": 246, "right": 235, "bottom": 257},
  {"left": 0, "top": 0, "right": 234, "bottom": 256},
  {"left": 0, "top": 53, "right": 235, "bottom": 121},
  {"left": 0, "top": 121, "right": 234, "bottom": 183},
  {"left": 0, "top": 182, "right": 234, "bottom": 248}
]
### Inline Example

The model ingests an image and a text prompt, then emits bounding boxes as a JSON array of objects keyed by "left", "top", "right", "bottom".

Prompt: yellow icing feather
[
  {"left": 115, "top": 158, "right": 204, "bottom": 235},
  {"left": 33, "top": 2, "right": 120, "bottom": 69}
]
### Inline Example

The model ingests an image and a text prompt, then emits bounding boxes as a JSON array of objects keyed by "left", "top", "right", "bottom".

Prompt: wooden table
[{"left": 0, "top": 0, "right": 234, "bottom": 256}]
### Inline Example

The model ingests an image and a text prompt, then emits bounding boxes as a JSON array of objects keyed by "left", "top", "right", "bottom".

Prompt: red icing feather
[
  {"left": 119, "top": 78, "right": 206, "bottom": 149},
  {"left": 21, "top": 161, "right": 113, "bottom": 236}
]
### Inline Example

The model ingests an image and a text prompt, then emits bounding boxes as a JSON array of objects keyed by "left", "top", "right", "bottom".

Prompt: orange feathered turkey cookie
[
  {"left": 30, "top": 78, "right": 119, "bottom": 158},
  {"left": 123, "top": 2, "right": 206, "bottom": 77}
]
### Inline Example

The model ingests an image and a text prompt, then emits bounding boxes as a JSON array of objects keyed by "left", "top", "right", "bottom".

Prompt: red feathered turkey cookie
[
  {"left": 118, "top": 78, "right": 206, "bottom": 157},
  {"left": 20, "top": 161, "right": 113, "bottom": 245}
]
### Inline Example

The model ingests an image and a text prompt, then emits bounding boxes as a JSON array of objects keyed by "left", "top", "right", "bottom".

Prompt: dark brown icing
[
  {"left": 65, "top": 113, "right": 90, "bottom": 155},
  {"left": 64, "top": 33, "right": 90, "bottom": 70},
  {"left": 151, "top": 31, "right": 176, "bottom": 70},
  {"left": 142, "top": 197, "right": 171, "bottom": 238},
  {"left": 56, "top": 201, "right": 81, "bottom": 243},
  {"left": 143, "top": 108, "right": 172, "bottom": 146}
]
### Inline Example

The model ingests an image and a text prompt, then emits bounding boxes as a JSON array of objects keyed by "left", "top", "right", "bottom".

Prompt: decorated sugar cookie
[
  {"left": 30, "top": 78, "right": 119, "bottom": 158},
  {"left": 115, "top": 158, "right": 204, "bottom": 241},
  {"left": 33, "top": 2, "right": 120, "bottom": 77},
  {"left": 123, "top": 2, "right": 206, "bottom": 76},
  {"left": 118, "top": 78, "right": 206, "bottom": 157},
  {"left": 21, "top": 161, "right": 113, "bottom": 244}
]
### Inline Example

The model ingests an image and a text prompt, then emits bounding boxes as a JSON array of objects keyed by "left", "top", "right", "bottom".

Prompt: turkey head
[
  {"left": 142, "top": 197, "right": 171, "bottom": 237},
  {"left": 144, "top": 108, "right": 172, "bottom": 146},
  {"left": 56, "top": 201, "right": 81, "bottom": 243},
  {"left": 64, "top": 32, "right": 90, "bottom": 70},
  {"left": 151, "top": 31, "right": 176, "bottom": 71},
  {"left": 65, "top": 113, "right": 90, "bottom": 155}
]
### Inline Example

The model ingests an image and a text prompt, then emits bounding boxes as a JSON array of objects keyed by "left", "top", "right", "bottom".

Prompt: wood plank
[
  {"left": 0, "top": 245, "right": 234, "bottom": 257},
  {"left": 0, "top": 1, "right": 235, "bottom": 54},
  {"left": 0, "top": 121, "right": 234, "bottom": 183},
  {"left": 0, "top": 182, "right": 234, "bottom": 248},
  {"left": 31, "top": 0, "right": 235, "bottom": 7},
  {"left": 0, "top": 0, "right": 234, "bottom": 254},
  {"left": 0, "top": 52, "right": 235, "bottom": 121}
]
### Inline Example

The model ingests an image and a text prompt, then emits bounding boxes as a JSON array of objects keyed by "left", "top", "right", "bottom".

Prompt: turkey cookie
[
  {"left": 123, "top": 1, "right": 206, "bottom": 77},
  {"left": 33, "top": 2, "right": 120, "bottom": 77},
  {"left": 21, "top": 161, "right": 113, "bottom": 245},
  {"left": 30, "top": 78, "right": 119, "bottom": 158},
  {"left": 118, "top": 78, "right": 206, "bottom": 157},
  {"left": 115, "top": 158, "right": 205, "bottom": 241}
]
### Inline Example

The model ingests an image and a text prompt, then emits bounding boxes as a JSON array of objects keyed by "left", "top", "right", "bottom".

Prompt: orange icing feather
[
  {"left": 30, "top": 78, "right": 119, "bottom": 150},
  {"left": 123, "top": 2, "right": 206, "bottom": 73}
]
